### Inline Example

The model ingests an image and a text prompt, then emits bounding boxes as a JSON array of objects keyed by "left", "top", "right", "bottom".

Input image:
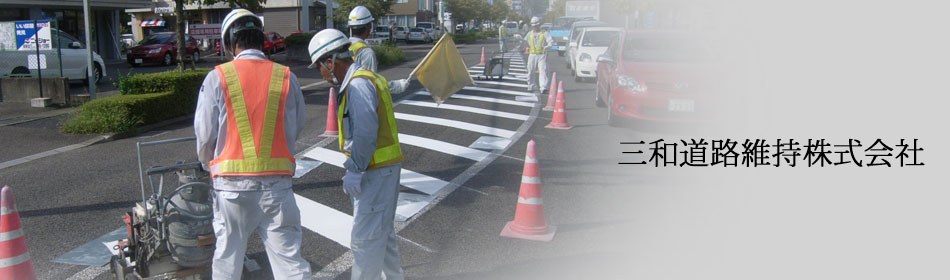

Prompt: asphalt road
[{"left": 0, "top": 38, "right": 679, "bottom": 279}]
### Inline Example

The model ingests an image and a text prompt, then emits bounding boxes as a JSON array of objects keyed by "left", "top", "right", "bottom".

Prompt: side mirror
[
  {"left": 596, "top": 54, "right": 614, "bottom": 65},
  {"left": 69, "top": 41, "right": 82, "bottom": 49}
]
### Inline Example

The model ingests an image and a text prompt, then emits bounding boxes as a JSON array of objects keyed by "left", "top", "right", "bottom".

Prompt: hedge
[
  {"left": 372, "top": 41, "right": 406, "bottom": 66},
  {"left": 63, "top": 68, "right": 211, "bottom": 134},
  {"left": 285, "top": 32, "right": 315, "bottom": 47}
]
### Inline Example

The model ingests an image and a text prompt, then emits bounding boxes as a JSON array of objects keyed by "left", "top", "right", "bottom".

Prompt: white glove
[
  {"left": 342, "top": 170, "right": 363, "bottom": 196},
  {"left": 388, "top": 79, "right": 410, "bottom": 95}
]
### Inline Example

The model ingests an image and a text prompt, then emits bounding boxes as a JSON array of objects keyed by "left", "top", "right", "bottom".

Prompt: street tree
[
  {"left": 332, "top": 0, "right": 396, "bottom": 24},
  {"left": 542, "top": 0, "right": 566, "bottom": 23},
  {"left": 172, "top": 0, "right": 267, "bottom": 72},
  {"left": 447, "top": 0, "right": 481, "bottom": 28}
]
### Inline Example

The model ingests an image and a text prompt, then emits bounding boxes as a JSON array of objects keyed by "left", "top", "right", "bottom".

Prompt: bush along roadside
[
  {"left": 62, "top": 68, "right": 210, "bottom": 134},
  {"left": 372, "top": 41, "right": 406, "bottom": 66}
]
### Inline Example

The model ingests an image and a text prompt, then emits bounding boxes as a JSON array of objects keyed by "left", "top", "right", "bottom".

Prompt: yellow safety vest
[
  {"left": 349, "top": 41, "right": 369, "bottom": 60},
  {"left": 528, "top": 31, "right": 546, "bottom": 54},
  {"left": 338, "top": 69, "right": 404, "bottom": 170}
]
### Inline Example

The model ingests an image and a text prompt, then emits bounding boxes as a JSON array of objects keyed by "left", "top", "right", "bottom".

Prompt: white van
[
  {"left": 1, "top": 28, "right": 106, "bottom": 84},
  {"left": 415, "top": 22, "right": 442, "bottom": 40}
]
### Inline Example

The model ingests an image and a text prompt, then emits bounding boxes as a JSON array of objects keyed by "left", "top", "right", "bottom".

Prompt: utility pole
[
  {"left": 83, "top": 0, "right": 96, "bottom": 99},
  {"left": 326, "top": 0, "right": 334, "bottom": 29}
]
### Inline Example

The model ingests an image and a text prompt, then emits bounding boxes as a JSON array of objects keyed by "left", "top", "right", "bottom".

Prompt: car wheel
[
  {"left": 94, "top": 64, "right": 103, "bottom": 84},
  {"left": 595, "top": 82, "right": 606, "bottom": 107},
  {"left": 192, "top": 50, "right": 200, "bottom": 63},
  {"left": 163, "top": 53, "right": 172, "bottom": 66},
  {"left": 558, "top": 50, "right": 565, "bottom": 57},
  {"left": 607, "top": 89, "right": 620, "bottom": 127}
]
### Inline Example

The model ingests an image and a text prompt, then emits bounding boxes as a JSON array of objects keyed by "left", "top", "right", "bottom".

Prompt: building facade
[
  {"left": 378, "top": 0, "right": 436, "bottom": 28},
  {"left": 0, "top": 0, "right": 150, "bottom": 60}
]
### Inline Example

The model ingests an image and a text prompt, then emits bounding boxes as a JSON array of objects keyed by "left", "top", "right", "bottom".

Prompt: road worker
[
  {"left": 194, "top": 8, "right": 311, "bottom": 279},
  {"left": 308, "top": 29, "right": 405, "bottom": 280},
  {"left": 347, "top": 5, "right": 411, "bottom": 94},
  {"left": 524, "top": 16, "right": 553, "bottom": 95}
]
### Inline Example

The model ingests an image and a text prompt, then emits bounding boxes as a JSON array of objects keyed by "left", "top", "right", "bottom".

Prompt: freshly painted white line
[
  {"left": 65, "top": 266, "right": 110, "bottom": 280},
  {"left": 295, "top": 194, "right": 353, "bottom": 248},
  {"left": 470, "top": 69, "right": 528, "bottom": 76},
  {"left": 0, "top": 136, "right": 107, "bottom": 171},
  {"left": 463, "top": 86, "right": 534, "bottom": 97},
  {"left": 473, "top": 80, "right": 529, "bottom": 89},
  {"left": 413, "top": 91, "right": 535, "bottom": 108},
  {"left": 303, "top": 147, "right": 449, "bottom": 195},
  {"left": 398, "top": 134, "right": 491, "bottom": 161},
  {"left": 395, "top": 192, "right": 435, "bottom": 222},
  {"left": 471, "top": 75, "right": 528, "bottom": 82},
  {"left": 394, "top": 112, "right": 516, "bottom": 138},
  {"left": 301, "top": 81, "right": 328, "bottom": 90},
  {"left": 396, "top": 100, "right": 529, "bottom": 120},
  {"left": 469, "top": 136, "right": 513, "bottom": 150}
]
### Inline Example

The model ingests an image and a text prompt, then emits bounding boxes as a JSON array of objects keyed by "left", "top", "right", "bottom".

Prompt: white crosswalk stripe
[
  {"left": 395, "top": 113, "right": 516, "bottom": 138},
  {"left": 396, "top": 100, "right": 530, "bottom": 120},
  {"left": 463, "top": 86, "right": 535, "bottom": 97},
  {"left": 302, "top": 147, "right": 450, "bottom": 195},
  {"left": 412, "top": 91, "right": 535, "bottom": 107},
  {"left": 473, "top": 80, "right": 529, "bottom": 89},
  {"left": 398, "top": 134, "right": 491, "bottom": 161}
]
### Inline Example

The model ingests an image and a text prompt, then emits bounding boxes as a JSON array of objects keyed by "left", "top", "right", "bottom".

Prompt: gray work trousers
[
  {"left": 527, "top": 52, "right": 548, "bottom": 94},
  {"left": 350, "top": 163, "right": 404, "bottom": 280}
]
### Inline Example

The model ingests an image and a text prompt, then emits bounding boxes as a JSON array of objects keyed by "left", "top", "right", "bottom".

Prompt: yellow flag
[{"left": 409, "top": 33, "right": 475, "bottom": 105}]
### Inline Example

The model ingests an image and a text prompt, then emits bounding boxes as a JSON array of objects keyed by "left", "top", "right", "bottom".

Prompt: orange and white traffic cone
[
  {"left": 500, "top": 140, "right": 556, "bottom": 242},
  {"left": 0, "top": 186, "right": 36, "bottom": 280},
  {"left": 545, "top": 81, "right": 572, "bottom": 130},
  {"left": 321, "top": 87, "right": 339, "bottom": 137},
  {"left": 543, "top": 72, "right": 558, "bottom": 111},
  {"left": 479, "top": 47, "right": 486, "bottom": 65},
  {"left": 525, "top": 47, "right": 529, "bottom": 55}
]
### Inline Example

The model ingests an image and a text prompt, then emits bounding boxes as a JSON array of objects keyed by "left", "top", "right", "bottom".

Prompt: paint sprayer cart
[
  {"left": 110, "top": 137, "right": 215, "bottom": 280},
  {"left": 478, "top": 53, "right": 509, "bottom": 81}
]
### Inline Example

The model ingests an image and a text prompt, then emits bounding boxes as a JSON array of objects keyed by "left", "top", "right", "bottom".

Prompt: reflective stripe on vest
[
  {"left": 349, "top": 41, "right": 369, "bottom": 60},
  {"left": 210, "top": 60, "right": 295, "bottom": 177},
  {"left": 338, "top": 69, "right": 404, "bottom": 170},
  {"left": 529, "top": 32, "right": 545, "bottom": 54}
]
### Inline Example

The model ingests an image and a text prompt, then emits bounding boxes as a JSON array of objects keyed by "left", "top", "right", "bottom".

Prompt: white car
[
  {"left": 415, "top": 22, "right": 442, "bottom": 40},
  {"left": 392, "top": 26, "right": 409, "bottom": 41},
  {"left": 1, "top": 28, "right": 106, "bottom": 84},
  {"left": 566, "top": 21, "right": 607, "bottom": 70},
  {"left": 407, "top": 28, "right": 430, "bottom": 43},
  {"left": 571, "top": 27, "right": 621, "bottom": 82},
  {"left": 374, "top": 26, "right": 391, "bottom": 41}
]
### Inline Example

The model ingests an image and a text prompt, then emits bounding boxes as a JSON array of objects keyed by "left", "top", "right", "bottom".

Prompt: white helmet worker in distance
[
  {"left": 343, "top": 5, "right": 411, "bottom": 94},
  {"left": 530, "top": 16, "right": 541, "bottom": 26},
  {"left": 220, "top": 8, "right": 263, "bottom": 55}
]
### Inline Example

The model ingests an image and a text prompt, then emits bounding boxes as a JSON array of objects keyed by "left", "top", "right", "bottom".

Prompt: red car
[
  {"left": 264, "top": 32, "right": 285, "bottom": 54},
  {"left": 595, "top": 31, "right": 714, "bottom": 126},
  {"left": 127, "top": 32, "right": 199, "bottom": 66}
]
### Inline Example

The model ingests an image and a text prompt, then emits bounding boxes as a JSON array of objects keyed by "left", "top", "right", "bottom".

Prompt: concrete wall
[{"left": 0, "top": 77, "right": 70, "bottom": 105}]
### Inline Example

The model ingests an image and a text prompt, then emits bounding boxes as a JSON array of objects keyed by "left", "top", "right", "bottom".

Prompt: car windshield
[
  {"left": 140, "top": 34, "right": 173, "bottom": 45},
  {"left": 376, "top": 27, "right": 389, "bottom": 32},
  {"left": 570, "top": 27, "right": 585, "bottom": 41},
  {"left": 417, "top": 23, "right": 433, "bottom": 29},
  {"left": 410, "top": 28, "right": 424, "bottom": 32},
  {"left": 395, "top": 27, "right": 405, "bottom": 31},
  {"left": 582, "top": 31, "right": 618, "bottom": 47},
  {"left": 623, "top": 36, "right": 710, "bottom": 62},
  {"left": 505, "top": 23, "right": 518, "bottom": 29},
  {"left": 554, "top": 18, "right": 579, "bottom": 29}
]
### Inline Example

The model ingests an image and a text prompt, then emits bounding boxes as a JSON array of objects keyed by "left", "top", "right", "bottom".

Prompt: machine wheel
[{"left": 111, "top": 255, "right": 134, "bottom": 280}]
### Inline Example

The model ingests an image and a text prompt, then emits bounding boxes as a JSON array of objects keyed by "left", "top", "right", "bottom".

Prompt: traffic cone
[
  {"left": 525, "top": 47, "right": 529, "bottom": 54},
  {"left": 320, "top": 88, "right": 339, "bottom": 137},
  {"left": 545, "top": 81, "right": 572, "bottom": 130},
  {"left": 500, "top": 140, "right": 556, "bottom": 242},
  {"left": 0, "top": 186, "right": 36, "bottom": 280},
  {"left": 543, "top": 72, "right": 558, "bottom": 111},
  {"left": 479, "top": 47, "right": 486, "bottom": 65}
]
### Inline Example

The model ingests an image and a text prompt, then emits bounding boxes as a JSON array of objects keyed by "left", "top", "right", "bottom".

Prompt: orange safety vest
[{"left": 209, "top": 59, "right": 295, "bottom": 177}]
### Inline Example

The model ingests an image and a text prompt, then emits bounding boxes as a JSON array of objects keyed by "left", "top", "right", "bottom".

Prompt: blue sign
[{"left": 15, "top": 20, "right": 52, "bottom": 51}]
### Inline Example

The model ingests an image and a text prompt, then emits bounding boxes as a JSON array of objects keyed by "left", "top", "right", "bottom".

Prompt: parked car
[
  {"left": 415, "top": 22, "right": 442, "bottom": 40},
  {"left": 1, "top": 28, "right": 106, "bottom": 84},
  {"left": 374, "top": 26, "right": 391, "bottom": 41},
  {"left": 570, "top": 27, "right": 621, "bottom": 81},
  {"left": 565, "top": 21, "right": 608, "bottom": 70},
  {"left": 407, "top": 28, "right": 430, "bottom": 43},
  {"left": 263, "top": 32, "right": 285, "bottom": 54},
  {"left": 595, "top": 32, "right": 713, "bottom": 125},
  {"left": 392, "top": 26, "right": 409, "bottom": 41},
  {"left": 127, "top": 32, "right": 199, "bottom": 66}
]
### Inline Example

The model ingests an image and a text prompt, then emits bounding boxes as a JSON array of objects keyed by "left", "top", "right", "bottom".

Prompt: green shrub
[
  {"left": 61, "top": 91, "right": 183, "bottom": 134},
  {"left": 372, "top": 43, "right": 406, "bottom": 66},
  {"left": 285, "top": 32, "right": 315, "bottom": 47},
  {"left": 450, "top": 32, "right": 479, "bottom": 44},
  {"left": 118, "top": 68, "right": 210, "bottom": 95}
]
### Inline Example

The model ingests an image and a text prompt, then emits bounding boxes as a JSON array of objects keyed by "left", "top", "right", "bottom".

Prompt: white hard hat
[
  {"left": 307, "top": 29, "right": 351, "bottom": 69},
  {"left": 348, "top": 6, "right": 374, "bottom": 26},
  {"left": 221, "top": 9, "right": 263, "bottom": 53},
  {"left": 530, "top": 17, "right": 541, "bottom": 26}
]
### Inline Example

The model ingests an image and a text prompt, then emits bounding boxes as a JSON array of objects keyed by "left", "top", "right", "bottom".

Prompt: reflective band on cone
[
  {"left": 321, "top": 87, "right": 339, "bottom": 137},
  {"left": 0, "top": 186, "right": 36, "bottom": 280},
  {"left": 546, "top": 81, "right": 572, "bottom": 130},
  {"left": 501, "top": 140, "right": 556, "bottom": 242}
]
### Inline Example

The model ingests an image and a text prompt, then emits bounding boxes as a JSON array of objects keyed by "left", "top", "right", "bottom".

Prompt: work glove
[
  {"left": 342, "top": 170, "right": 363, "bottom": 196},
  {"left": 388, "top": 79, "right": 410, "bottom": 95}
]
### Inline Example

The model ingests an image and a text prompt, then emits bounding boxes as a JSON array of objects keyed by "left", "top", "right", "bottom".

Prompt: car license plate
[
  {"left": 668, "top": 99, "right": 695, "bottom": 112},
  {"left": 134, "top": 58, "right": 143, "bottom": 64}
]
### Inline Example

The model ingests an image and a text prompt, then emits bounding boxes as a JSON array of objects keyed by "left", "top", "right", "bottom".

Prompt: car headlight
[
  {"left": 617, "top": 75, "right": 647, "bottom": 93},
  {"left": 579, "top": 53, "right": 592, "bottom": 62},
  {"left": 147, "top": 48, "right": 161, "bottom": 54}
]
